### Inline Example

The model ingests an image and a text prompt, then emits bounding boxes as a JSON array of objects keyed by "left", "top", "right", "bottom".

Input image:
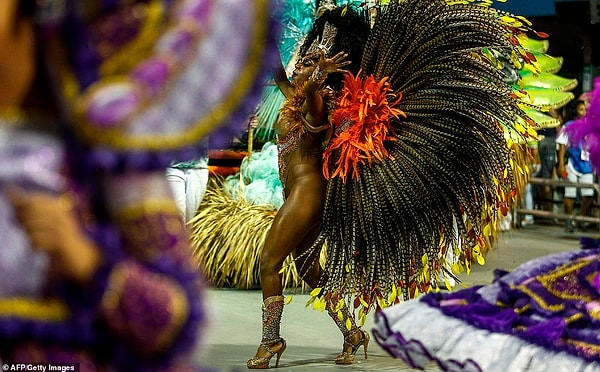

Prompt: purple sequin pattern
[{"left": 58, "top": 0, "right": 281, "bottom": 171}]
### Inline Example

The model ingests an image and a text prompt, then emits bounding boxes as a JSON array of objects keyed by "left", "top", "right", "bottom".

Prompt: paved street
[{"left": 192, "top": 222, "right": 588, "bottom": 371}]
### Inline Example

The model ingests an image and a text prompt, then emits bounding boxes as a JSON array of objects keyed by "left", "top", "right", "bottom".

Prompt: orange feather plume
[{"left": 323, "top": 72, "right": 405, "bottom": 182}]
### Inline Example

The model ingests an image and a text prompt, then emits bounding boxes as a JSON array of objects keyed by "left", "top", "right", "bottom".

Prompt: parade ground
[{"left": 192, "top": 222, "right": 588, "bottom": 371}]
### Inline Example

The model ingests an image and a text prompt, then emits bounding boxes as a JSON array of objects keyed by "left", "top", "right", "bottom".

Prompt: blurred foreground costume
[
  {"left": 0, "top": 0, "right": 276, "bottom": 370},
  {"left": 373, "top": 77, "right": 600, "bottom": 371}
]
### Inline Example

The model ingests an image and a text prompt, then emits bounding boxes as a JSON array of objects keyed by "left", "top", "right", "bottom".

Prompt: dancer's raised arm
[{"left": 303, "top": 50, "right": 350, "bottom": 132}]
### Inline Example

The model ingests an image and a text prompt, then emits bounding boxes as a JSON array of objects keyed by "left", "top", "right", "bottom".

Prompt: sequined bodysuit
[
  {"left": 276, "top": 125, "right": 326, "bottom": 195},
  {"left": 276, "top": 88, "right": 331, "bottom": 196}
]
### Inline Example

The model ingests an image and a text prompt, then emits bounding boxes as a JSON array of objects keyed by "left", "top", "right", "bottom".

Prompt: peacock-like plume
[{"left": 304, "top": 0, "right": 540, "bottom": 316}]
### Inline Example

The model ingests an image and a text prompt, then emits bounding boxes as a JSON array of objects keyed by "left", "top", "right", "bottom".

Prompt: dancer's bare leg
[
  {"left": 292, "top": 213, "right": 366, "bottom": 364},
  {"left": 249, "top": 171, "right": 325, "bottom": 367},
  {"left": 259, "top": 172, "right": 325, "bottom": 299},
  {"left": 293, "top": 225, "right": 322, "bottom": 288}
]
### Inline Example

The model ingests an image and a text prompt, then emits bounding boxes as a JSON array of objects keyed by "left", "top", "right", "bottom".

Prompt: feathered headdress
[
  {"left": 297, "top": 4, "right": 370, "bottom": 91},
  {"left": 305, "top": 21, "right": 338, "bottom": 58}
]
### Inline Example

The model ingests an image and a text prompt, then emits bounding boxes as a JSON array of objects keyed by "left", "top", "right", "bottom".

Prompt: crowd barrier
[{"left": 515, "top": 177, "right": 600, "bottom": 231}]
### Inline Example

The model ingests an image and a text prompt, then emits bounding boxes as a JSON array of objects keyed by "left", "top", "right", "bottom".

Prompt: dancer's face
[{"left": 292, "top": 53, "right": 319, "bottom": 84}]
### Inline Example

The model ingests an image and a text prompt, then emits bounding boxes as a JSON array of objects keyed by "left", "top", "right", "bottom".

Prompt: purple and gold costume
[{"left": 0, "top": 0, "right": 278, "bottom": 369}]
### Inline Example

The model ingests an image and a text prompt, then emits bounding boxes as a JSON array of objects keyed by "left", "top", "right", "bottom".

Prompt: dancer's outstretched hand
[{"left": 318, "top": 50, "right": 351, "bottom": 75}]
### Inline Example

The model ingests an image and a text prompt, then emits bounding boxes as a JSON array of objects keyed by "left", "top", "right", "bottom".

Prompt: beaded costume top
[{"left": 276, "top": 85, "right": 333, "bottom": 190}]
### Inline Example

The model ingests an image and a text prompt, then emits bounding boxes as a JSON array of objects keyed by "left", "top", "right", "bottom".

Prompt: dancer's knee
[{"left": 259, "top": 249, "right": 285, "bottom": 277}]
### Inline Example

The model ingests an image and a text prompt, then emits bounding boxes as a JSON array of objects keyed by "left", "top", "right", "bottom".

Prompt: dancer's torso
[{"left": 276, "top": 112, "right": 327, "bottom": 196}]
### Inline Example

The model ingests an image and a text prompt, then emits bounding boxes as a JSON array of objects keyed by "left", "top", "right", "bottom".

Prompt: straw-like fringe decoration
[{"left": 189, "top": 178, "right": 301, "bottom": 289}]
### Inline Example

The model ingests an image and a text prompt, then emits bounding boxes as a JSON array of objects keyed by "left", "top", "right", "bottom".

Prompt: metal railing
[{"left": 515, "top": 177, "right": 600, "bottom": 229}]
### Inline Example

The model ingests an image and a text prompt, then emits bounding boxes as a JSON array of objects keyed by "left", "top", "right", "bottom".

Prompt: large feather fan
[{"left": 305, "top": 0, "right": 540, "bottom": 316}]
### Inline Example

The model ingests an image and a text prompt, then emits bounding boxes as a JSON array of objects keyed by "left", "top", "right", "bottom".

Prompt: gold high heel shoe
[
  {"left": 247, "top": 338, "right": 287, "bottom": 369},
  {"left": 334, "top": 329, "right": 370, "bottom": 365}
]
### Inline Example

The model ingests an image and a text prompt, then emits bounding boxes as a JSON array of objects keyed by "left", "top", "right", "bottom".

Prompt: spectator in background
[
  {"left": 556, "top": 99, "right": 594, "bottom": 232},
  {"left": 535, "top": 108, "right": 562, "bottom": 213},
  {"left": 167, "top": 139, "right": 210, "bottom": 223},
  {"left": 520, "top": 139, "right": 540, "bottom": 226}
]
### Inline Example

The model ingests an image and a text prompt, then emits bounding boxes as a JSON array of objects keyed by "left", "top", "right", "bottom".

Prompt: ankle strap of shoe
[
  {"left": 344, "top": 328, "right": 362, "bottom": 342},
  {"left": 261, "top": 338, "right": 283, "bottom": 351}
]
